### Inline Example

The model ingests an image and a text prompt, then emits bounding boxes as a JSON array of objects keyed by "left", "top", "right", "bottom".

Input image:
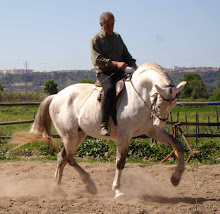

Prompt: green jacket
[{"left": 91, "top": 30, "right": 135, "bottom": 73}]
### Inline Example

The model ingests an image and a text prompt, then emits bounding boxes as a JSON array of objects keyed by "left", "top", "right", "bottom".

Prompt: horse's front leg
[
  {"left": 147, "top": 128, "right": 185, "bottom": 186},
  {"left": 112, "top": 135, "right": 130, "bottom": 199},
  {"left": 169, "top": 137, "right": 185, "bottom": 186}
]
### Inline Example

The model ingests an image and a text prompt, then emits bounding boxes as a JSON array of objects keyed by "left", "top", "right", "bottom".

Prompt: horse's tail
[{"left": 10, "top": 95, "right": 55, "bottom": 146}]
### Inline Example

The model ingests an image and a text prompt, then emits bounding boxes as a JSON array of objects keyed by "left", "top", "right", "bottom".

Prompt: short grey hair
[{"left": 100, "top": 12, "right": 115, "bottom": 24}]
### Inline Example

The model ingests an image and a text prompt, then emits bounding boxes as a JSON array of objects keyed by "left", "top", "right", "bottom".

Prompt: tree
[
  {"left": 0, "top": 83, "right": 4, "bottom": 91},
  {"left": 79, "top": 78, "right": 95, "bottom": 84},
  {"left": 210, "top": 88, "right": 220, "bottom": 101},
  {"left": 180, "top": 73, "right": 208, "bottom": 99},
  {"left": 210, "top": 74, "right": 220, "bottom": 101},
  {"left": 216, "top": 74, "right": 220, "bottom": 89},
  {"left": 43, "top": 80, "right": 58, "bottom": 94}
]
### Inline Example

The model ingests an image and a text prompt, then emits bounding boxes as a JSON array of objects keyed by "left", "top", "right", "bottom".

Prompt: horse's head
[{"left": 150, "top": 81, "right": 187, "bottom": 128}]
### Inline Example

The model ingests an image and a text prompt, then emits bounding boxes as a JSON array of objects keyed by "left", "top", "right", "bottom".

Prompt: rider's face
[{"left": 101, "top": 18, "right": 114, "bottom": 36}]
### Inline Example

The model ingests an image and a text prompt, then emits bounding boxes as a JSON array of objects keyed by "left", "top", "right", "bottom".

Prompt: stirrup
[{"left": 100, "top": 124, "right": 110, "bottom": 136}]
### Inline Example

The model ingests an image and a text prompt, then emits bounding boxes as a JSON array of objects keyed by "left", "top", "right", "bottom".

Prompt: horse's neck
[
  {"left": 130, "top": 70, "right": 171, "bottom": 106},
  {"left": 132, "top": 70, "right": 166, "bottom": 90}
]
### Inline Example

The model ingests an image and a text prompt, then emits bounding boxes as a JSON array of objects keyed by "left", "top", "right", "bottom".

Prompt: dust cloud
[
  {"left": 0, "top": 176, "right": 53, "bottom": 197},
  {"left": 121, "top": 167, "right": 178, "bottom": 201}
]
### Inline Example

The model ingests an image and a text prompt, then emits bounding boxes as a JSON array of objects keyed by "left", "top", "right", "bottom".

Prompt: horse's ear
[
  {"left": 176, "top": 81, "right": 187, "bottom": 94},
  {"left": 154, "top": 84, "right": 164, "bottom": 95}
]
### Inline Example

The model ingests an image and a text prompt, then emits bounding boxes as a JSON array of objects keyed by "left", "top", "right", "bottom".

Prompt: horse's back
[{"left": 49, "top": 83, "right": 100, "bottom": 130}]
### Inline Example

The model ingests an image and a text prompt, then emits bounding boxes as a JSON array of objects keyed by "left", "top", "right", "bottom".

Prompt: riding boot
[
  {"left": 111, "top": 107, "right": 117, "bottom": 126},
  {"left": 100, "top": 122, "right": 109, "bottom": 136}
]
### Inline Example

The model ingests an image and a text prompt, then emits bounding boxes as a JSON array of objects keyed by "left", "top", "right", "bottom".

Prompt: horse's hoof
[
  {"left": 114, "top": 189, "right": 125, "bottom": 199},
  {"left": 86, "top": 181, "right": 97, "bottom": 195},
  {"left": 171, "top": 175, "right": 180, "bottom": 186},
  {"left": 115, "top": 192, "right": 125, "bottom": 199}
]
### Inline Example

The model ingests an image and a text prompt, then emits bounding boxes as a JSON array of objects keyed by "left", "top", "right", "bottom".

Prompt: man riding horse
[
  {"left": 10, "top": 12, "right": 187, "bottom": 199},
  {"left": 91, "top": 12, "right": 138, "bottom": 136}
]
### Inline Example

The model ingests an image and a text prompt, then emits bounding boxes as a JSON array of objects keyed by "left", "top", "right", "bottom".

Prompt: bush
[
  {"left": 80, "top": 79, "right": 95, "bottom": 84},
  {"left": 197, "top": 140, "right": 220, "bottom": 164},
  {"left": 43, "top": 80, "right": 58, "bottom": 95},
  {"left": 1, "top": 137, "right": 219, "bottom": 164},
  {"left": 0, "top": 83, "right": 4, "bottom": 92},
  {"left": 76, "top": 139, "right": 110, "bottom": 158}
]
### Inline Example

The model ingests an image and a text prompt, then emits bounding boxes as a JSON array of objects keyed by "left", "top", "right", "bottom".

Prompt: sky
[{"left": 0, "top": 0, "right": 220, "bottom": 71}]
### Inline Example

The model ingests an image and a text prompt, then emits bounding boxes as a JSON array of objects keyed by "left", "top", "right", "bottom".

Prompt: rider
[{"left": 91, "top": 12, "right": 137, "bottom": 136}]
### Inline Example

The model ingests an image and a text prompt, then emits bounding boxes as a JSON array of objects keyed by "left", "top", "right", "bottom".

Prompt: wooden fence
[{"left": 0, "top": 101, "right": 220, "bottom": 140}]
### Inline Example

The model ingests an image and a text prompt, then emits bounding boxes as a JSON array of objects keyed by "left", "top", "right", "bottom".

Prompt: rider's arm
[
  {"left": 91, "top": 39, "right": 128, "bottom": 70},
  {"left": 119, "top": 35, "right": 138, "bottom": 70},
  {"left": 91, "top": 36, "right": 113, "bottom": 68}
]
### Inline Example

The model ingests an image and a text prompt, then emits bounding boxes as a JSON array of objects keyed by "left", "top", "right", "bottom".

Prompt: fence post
[
  {"left": 177, "top": 112, "right": 179, "bottom": 122},
  {"left": 196, "top": 113, "right": 199, "bottom": 146},
  {"left": 185, "top": 113, "right": 188, "bottom": 135},
  {"left": 170, "top": 112, "right": 173, "bottom": 134},
  {"left": 170, "top": 112, "right": 173, "bottom": 123},
  {"left": 208, "top": 116, "right": 210, "bottom": 133},
  {"left": 216, "top": 106, "right": 219, "bottom": 131}
]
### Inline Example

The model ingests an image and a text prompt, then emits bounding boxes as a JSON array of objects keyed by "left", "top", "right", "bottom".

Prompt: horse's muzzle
[{"left": 153, "top": 117, "right": 166, "bottom": 129}]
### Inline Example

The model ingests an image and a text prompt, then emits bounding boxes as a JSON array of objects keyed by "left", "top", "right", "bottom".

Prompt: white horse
[{"left": 12, "top": 62, "right": 186, "bottom": 198}]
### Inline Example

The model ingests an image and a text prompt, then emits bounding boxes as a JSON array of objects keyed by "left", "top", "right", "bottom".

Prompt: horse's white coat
[{"left": 23, "top": 63, "right": 187, "bottom": 198}]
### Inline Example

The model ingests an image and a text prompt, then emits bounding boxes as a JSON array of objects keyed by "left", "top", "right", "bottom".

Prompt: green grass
[
  {"left": 171, "top": 106, "right": 220, "bottom": 122},
  {"left": 0, "top": 106, "right": 58, "bottom": 137},
  {"left": 168, "top": 105, "right": 220, "bottom": 136}
]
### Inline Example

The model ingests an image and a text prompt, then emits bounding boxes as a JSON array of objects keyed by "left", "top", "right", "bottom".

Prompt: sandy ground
[{"left": 0, "top": 161, "right": 219, "bottom": 214}]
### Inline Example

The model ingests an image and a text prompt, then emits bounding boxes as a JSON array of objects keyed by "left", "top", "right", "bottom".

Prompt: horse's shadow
[
  {"left": 140, "top": 194, "right": 218, "bottom": 205},
  {"left": 120, "top": 170, "right": 218, "bottom": 205}
]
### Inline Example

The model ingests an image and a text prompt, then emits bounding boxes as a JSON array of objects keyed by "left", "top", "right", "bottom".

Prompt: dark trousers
[{"left": 97, "top": 70, "right": 124, "bottom": 125}]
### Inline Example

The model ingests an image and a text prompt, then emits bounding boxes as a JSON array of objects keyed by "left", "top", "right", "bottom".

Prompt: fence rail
[
  {"left": 0, "top": 102, "right": 40, "bottom": 106},
  {"left": 0, "top": 101, "right": 220, "bottom": 140},
  {"left": 0, "top": 119, "right": 34, "bottom": 126},
  {"left": 1, "top": 101, "right": 220, "bottom": 107}
]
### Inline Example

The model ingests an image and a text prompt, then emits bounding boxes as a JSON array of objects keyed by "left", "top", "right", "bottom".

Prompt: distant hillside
[
  {"left": 167, "top": 68, "right": 220, "bottom": 88},
  {"left": 0, "top": 67, "right": 220, "bottom": 92},
  {"left": 0, "top": 70, "right": 96, "bottom": 92},
  {"left": 167, "top": 68, "right": 220, "bottom": 87}
]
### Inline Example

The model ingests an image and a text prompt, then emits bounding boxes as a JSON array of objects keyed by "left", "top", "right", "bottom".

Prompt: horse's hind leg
[
  {"left": 54, "top": 131, "right": 85, "bottom": 187},
  {"left": 54, "top": 147, "right": 67, "bottom": 185},
  {"left": 67, "top": 156, "right": 97, "bottom": 194},
  {"left": 64, "top": 131, "right": 97, "bottom": 195},
  {"left": 52, "top": 147, "right": 68, "bottom": 196}
]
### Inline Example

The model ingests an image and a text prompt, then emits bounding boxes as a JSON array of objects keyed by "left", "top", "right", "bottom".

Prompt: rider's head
[{"left": 100, "top": 12, "right": 115, "bottom": 37}]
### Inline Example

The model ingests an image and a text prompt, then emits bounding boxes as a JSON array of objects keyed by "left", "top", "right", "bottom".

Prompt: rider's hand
[
  {"left": 131, "top": 60, "right": 138, "bottom": 71},
  {"left": 132, "top": 64, "right": 138, "bottom": 71},
  {"left": 110, "top": 61, "right": 128, "bottom": 70}
]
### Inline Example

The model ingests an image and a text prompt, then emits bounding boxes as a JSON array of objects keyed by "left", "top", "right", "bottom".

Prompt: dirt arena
[{"left": 0, "top": 161, "right": 219, "bottom": 214}]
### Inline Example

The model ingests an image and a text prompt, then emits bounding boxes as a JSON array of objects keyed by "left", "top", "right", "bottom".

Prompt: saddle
[
  {"left": 95, "top": 78, "right": 125, "bottom": 105},
  {"left": 93, "top": 72, "right": 132, "bottom": 125}
]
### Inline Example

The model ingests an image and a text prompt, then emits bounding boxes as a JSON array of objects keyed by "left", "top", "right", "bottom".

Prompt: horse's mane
[{"left": 137, "top": 62, "right": 173, "bottom": 85}]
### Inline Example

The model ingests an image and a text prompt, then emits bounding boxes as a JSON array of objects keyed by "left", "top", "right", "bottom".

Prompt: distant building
[{"left": 0, "top": 69, "right": 33, "bottom": 74}]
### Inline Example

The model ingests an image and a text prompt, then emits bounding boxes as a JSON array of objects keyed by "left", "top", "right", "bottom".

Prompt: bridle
[
  {"left": 129, "top": 78, "right": 176, "bottom": 122},
  {"left": 150, "top": 92, "right": 176, "bottom": 122}
]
